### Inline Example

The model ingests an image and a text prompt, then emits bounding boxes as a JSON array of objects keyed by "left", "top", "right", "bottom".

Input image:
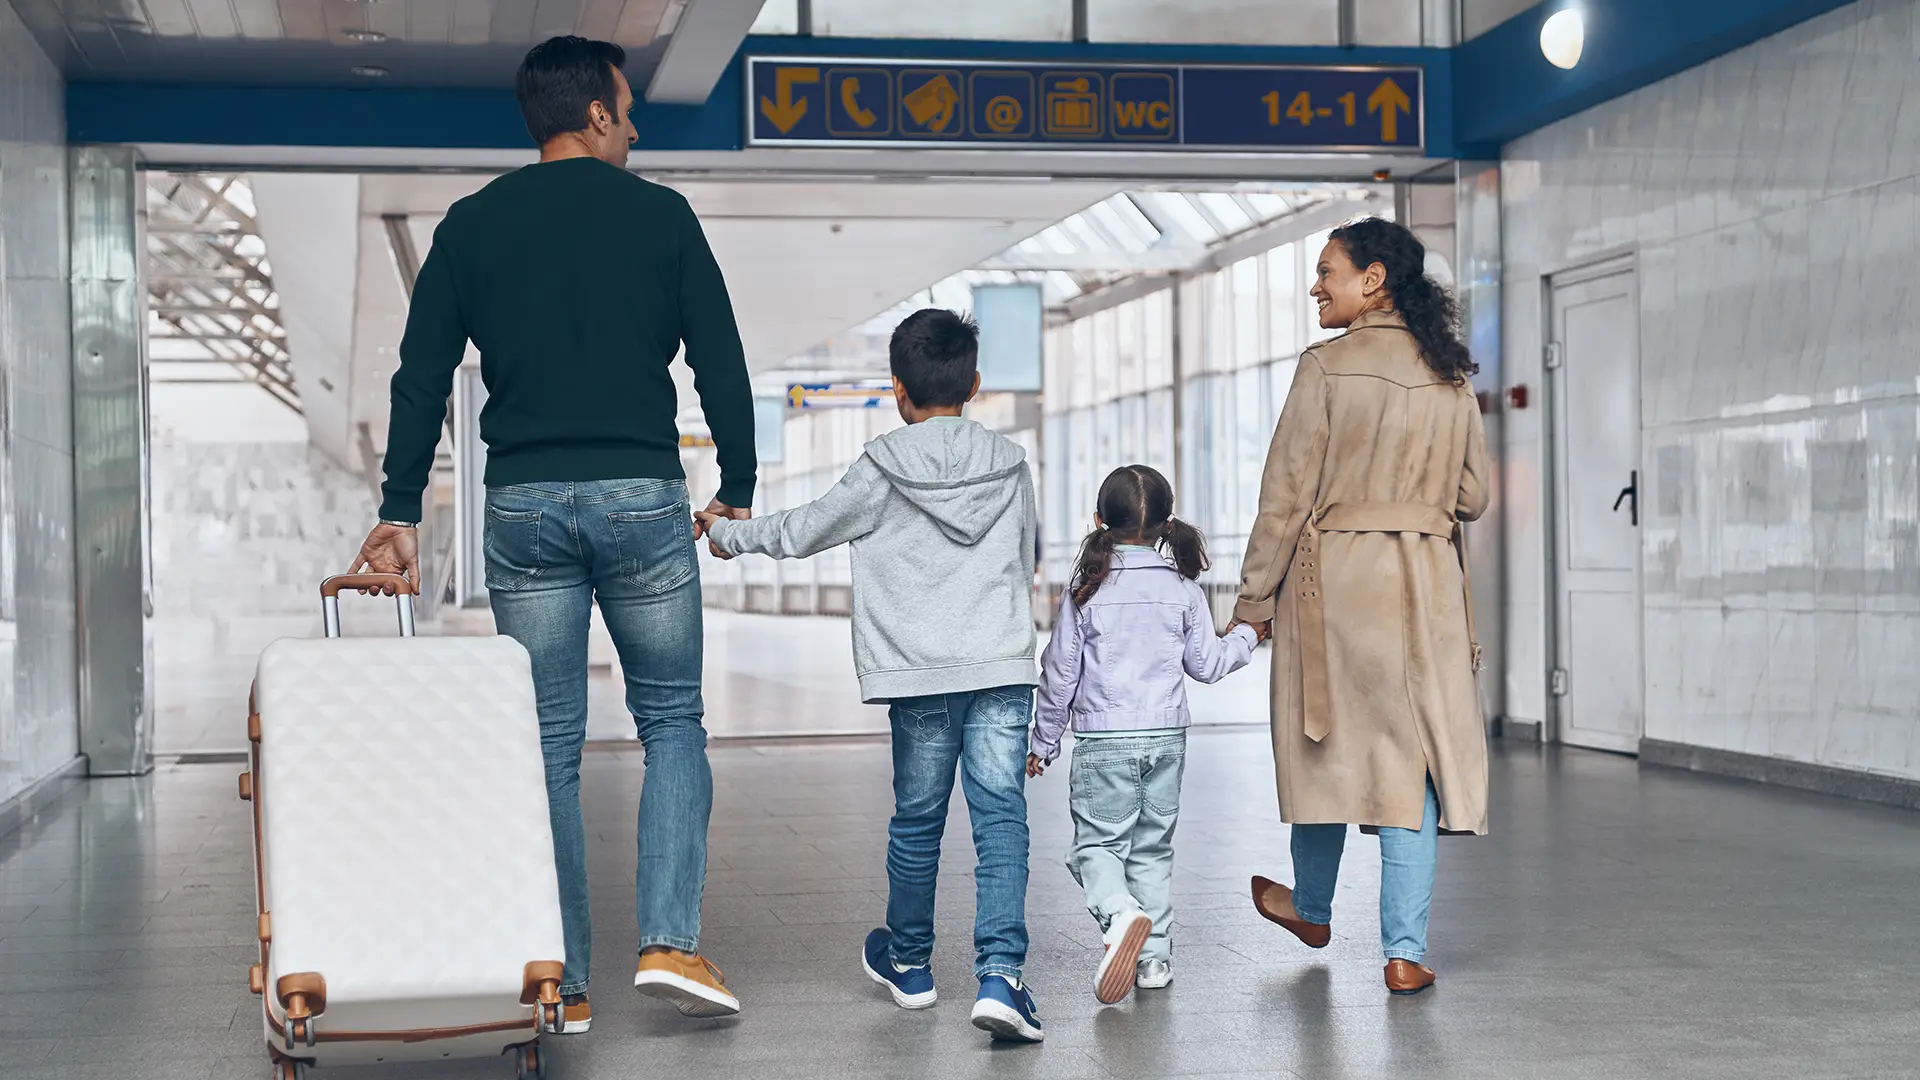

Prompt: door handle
[{"left": 1611, "top": 469, "right": 1639, "bottom": 527}]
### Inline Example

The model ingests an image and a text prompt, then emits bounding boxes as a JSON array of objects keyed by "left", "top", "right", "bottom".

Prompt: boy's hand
[
  {"left": 1026, "top": 753, "right": 1047, "bottom": 778},
  {"left": 692, "top": 511, "right": 734, "bottom": 559},
  {"left": 694, "top": 497, "right": 749, "bottom": 539}
]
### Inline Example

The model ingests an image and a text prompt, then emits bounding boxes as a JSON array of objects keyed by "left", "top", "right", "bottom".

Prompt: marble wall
[
  {"left": 0, "top": 2, "right": 76, "bottom": 805},
  {"left": 1500, "top": 0, "right": 1920, "bottom": 779}
]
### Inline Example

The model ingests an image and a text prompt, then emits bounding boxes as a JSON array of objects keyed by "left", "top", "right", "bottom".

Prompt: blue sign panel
[{"left": 747, "top": 59, "right": 1421, "bottom": 152}]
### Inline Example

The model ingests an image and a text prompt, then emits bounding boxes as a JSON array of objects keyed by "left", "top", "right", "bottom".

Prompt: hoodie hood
[{"left": 864, "top": 417, "right": 1028, "bottom": 545}]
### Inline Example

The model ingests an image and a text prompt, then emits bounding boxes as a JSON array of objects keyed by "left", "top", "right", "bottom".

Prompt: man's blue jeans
[
  {"left": 1289, "top": 775, "right": 1440, "bottom": 963},
  {"left": 884, "top": 687, "right": 1033, "bottom": 983},
  {"left": 484, "top": 478, "right": 711, "bottom": 997}
]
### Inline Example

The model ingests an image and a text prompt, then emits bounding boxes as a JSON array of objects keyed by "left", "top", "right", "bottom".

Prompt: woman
[{"left": 1233, "top": 217, "right": 1490, "bottom": 996}]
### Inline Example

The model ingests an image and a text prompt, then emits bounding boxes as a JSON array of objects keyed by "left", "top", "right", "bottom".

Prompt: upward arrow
[
  {"left": 1367, "top": 78, "right": 1412, "bottom": 143},
  {"left": 760, "top": 67, "right": 818, "bottom": 135}
]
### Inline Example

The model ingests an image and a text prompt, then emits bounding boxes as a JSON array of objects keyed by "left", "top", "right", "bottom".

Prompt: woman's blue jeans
[
  {"left": 1288, "top": 775, "right": 1440, "bottom": 963},
  {"left": 484, "top": 478, "right": 712, "bottom": 997}
]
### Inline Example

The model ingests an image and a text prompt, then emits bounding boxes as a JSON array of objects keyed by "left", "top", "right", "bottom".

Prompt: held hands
[
  {"left": 1026, "top": 753, "right": 1047, "bottom": 778},
  {"left": 349, "top": 523, "right": 419, "bottom": 595},
  {"left": 693, "top": 497, "right": 750, "bottom": 560},
  {"left": 1227, "top": 617, "right": 1274, "bottom": 645}
]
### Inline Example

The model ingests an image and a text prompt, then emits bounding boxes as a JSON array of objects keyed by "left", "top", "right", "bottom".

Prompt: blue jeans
[
  {"left": 884, "top": 687, "right": 1033, "bottom": 982},
  {"left": 1289, "top": 776, "right": 1440, "bottom": 963},
  {"left": 484, "top": 478, "right": 712, "bottom": 996},
  {"left": 1066, "top": 732, "right": 1186, "bottom": 963}
]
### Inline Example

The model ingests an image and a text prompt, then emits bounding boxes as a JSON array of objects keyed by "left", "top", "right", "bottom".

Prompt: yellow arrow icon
[
  {"left": 760, "top": 67, "right": 819, "bottom": 134},
  {"left": 788, "top": 385, "right": 806, "bottom": 407},
  {"left": 1367, "top": 77, "right": 1412, "bottom": 143}
]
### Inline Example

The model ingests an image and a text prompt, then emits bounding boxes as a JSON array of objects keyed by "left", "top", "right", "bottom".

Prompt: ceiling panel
[{"left": 8, "top": 0, "right": 673, "bottom": 83}]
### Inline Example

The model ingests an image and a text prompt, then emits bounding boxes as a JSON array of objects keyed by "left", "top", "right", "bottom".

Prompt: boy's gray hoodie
[{"left": 707, "top": 416, "right": 1038, "bottom": 703}]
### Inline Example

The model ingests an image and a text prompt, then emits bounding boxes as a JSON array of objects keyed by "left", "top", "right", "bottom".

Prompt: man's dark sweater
[{"left": 378, "top": 157, "right": 755, "bottom": 523}]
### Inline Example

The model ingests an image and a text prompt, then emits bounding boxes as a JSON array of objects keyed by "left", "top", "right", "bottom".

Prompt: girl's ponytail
[
  {"left": 1161, "top": 516, "right": 1209, "bottom": 582},
  {"left": 1070, "top": 527, "right": 1119, "bottom": 607}
]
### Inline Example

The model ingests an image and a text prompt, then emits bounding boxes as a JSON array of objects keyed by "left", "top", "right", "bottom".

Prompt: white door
[{"left": 1550, "top": 265, "right": 1644, "bottom": 753}]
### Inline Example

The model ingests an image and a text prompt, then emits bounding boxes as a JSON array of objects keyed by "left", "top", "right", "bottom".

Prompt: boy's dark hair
[
  {"left": 515, "top": 36, "right": 627, "bottom": 146},
  {"left": 889, "top": 309, "right": 979, "bottom": 408}
]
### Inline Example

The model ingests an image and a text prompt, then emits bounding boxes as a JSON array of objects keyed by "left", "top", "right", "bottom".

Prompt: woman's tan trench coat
[{"left": 1234, "top": 309, "right": 1491, "bottom": 834}]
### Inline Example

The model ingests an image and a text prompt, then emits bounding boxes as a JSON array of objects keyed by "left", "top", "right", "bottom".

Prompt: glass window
[
  {"left": 1231, "top": 258, "right": 1261, "bottom": 368},
  {"left": 1117, "top": 394, "right": 1146, "bottom": 468},
  {"left": 1177, "top": 278, "right": 1205, "bottom": 380},
  {"left": 1269, "top": 358, "right": 1301, "bottom": 420},
  {"left": 1150, "top": 193, "right": 1222, "bottom": 244},
  {"left": 1070, "top": 319, "right": 1096, "bottom": 409},
  {"left": 1116, "top": 300, "right": 1143, "bottom": 397},
  {"left": 1088, "top": 308, "right": 1117, "bottom": 403},
  {"left": 1142, "top": 290, "right": 1173, "bottom": 389},
  {"left": 1198, "top": 193, "right": 1255, "bottom": 235},
  {"left": 1202, "top": 272, "right": 1230, "bottom": 373},
  {"left": 1044, "top": 325, "right": 1071, "bottom": 413},
  {"left": 1267, "top": 243, "right": 1300, "bottom": 360},
  {"left": 749, "top": 0, "right": 800, "bottom": 33},
  {"left": 1042, "top": 413, "right": 1069, "bottom": 545},
  {"left": 1093, "top": 401, "right": 1119, "bottom": 487},
  {"left": 1146, "top": 389, "right": 1176, "bottom": 482},
  {"left": 1234, "top": 365, "right": 1270, "bottom": 529},
  {"left": 1205, "top": 375, "right": 1236, "bottom": 539}
]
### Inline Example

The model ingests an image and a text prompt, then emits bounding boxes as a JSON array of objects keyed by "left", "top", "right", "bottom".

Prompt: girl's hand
[{"left": 1026, "top": 753, "right": 1047, "bottom": 778}]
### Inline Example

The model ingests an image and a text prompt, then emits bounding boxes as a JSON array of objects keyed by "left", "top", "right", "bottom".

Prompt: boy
[{"left": 698, "top": 309, "right": 1043, "bottom": 1043}]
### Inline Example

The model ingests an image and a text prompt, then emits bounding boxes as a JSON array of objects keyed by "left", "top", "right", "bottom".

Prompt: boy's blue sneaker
[
  {"left": 861, "top": 928, "right": 937, "bottom": 1009},
  {"left": 970, "top": 974, "right": 1044, "bottom": 1043}
]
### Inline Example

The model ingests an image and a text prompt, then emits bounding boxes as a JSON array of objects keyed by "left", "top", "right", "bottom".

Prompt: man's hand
[
  {"left": 350, "top": 523, "right": 419, "bottom": 594},
  {"left": 1026, "top": 753, "right": 1047, "bottom": 778},
  {"left": 693, "top": 497, "right": 749, "bottom": 539},
  {"left": 692, "top": 510, "right": 734, "bottom": 560}
]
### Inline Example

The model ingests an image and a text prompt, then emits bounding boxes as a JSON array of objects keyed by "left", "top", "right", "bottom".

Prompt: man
[{"left": 351, "top": 35, "right": 754, "bottom": 1032}]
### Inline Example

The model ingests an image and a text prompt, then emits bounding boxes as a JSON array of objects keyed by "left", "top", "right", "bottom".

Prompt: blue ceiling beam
[
  {"left": 71, "top": 6, "right": 1858, "bottom": 155},
  {"left": 1453, "top": 0, "right": 1860, "bottom": 150}
]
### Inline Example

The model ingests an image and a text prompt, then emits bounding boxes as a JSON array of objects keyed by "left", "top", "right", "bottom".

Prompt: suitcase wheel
[
  {"left": 515, "top": 1043, "right": 547, "bottom": 1080},
  {"left": 272, "top": 1057, "right": 307, "bottom": 1080}
]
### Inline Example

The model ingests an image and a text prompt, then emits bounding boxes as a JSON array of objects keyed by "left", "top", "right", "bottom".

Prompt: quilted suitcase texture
[{"left": 242, "top": 574, "right": 566, "bottom": 1077}]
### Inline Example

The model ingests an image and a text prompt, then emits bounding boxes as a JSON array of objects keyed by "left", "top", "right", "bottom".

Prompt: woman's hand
[
  {"left": 1026, "top": 754, "right": 1047, "bottom": 778},
  {"left": 1228, "top": 617, "right": 1273, "bottom": 644}
]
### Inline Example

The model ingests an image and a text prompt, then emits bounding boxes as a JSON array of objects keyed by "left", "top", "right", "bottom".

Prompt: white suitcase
[{"left": 241, "top": 574, "right": 567, "bottom": 1078}]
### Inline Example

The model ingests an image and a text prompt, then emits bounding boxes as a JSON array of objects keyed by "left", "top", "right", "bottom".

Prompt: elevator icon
[{"left": 1041, "top": 72, "right": 1103, "bottom": 138}]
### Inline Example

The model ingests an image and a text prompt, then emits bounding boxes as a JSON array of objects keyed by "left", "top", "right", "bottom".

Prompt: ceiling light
[
  {"left": 345, "top": 29, "right": 387, "bottom": 43},
  {"left": 351, "top": 65, "right": 389, "bottom": 78},
  {"left": 1540, "top": 8, "right": 1585, "bottom": 70}
]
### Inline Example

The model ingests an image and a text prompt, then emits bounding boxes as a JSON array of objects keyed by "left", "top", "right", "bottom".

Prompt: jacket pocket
[
  {"left": 1070, "top": 752, "right": 1142, "bottom": 824},
  {"left": 483, "top": 506, "right": 543, "bottom": 591},
  {"left": 608, "top": 502, "right": 694, "bottom": 595}
]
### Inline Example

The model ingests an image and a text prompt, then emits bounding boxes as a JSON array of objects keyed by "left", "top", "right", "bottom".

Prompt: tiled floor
[{"left": 3, "top": 725, "right": 1917, "bottom": 1080}]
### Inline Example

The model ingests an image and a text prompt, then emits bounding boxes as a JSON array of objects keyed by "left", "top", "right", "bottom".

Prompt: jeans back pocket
[
  {"left": 609, "top": 503, "right": 694, "bottom": 595},
  {"left": 1071, "top": 752, "right": 1143, "bottom": 824},
  {"left": 483, "top": 505, "right": 543, "bottom": 591}
]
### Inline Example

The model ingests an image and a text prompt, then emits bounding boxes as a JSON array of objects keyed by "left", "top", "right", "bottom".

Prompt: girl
[{"left": 1027, "top": 464, "right": 1265, "bottom": 1005}]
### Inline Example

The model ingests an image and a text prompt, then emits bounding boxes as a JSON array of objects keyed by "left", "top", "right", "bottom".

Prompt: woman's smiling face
[{"left": 1309, "top": 238, "right": 1387, "bottom": 329}]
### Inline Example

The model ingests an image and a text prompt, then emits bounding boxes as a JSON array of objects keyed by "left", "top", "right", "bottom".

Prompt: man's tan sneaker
[
  {"left": 633, "top": 949, "right": 741, "bottom": 1018},
  {"left": 544, "top": 994, "right": 592, "bottom": 1034}
]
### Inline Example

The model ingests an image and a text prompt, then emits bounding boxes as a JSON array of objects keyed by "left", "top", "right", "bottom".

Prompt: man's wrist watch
[{"left": 379, "top": 519, "right": 419, "bottom": 529}]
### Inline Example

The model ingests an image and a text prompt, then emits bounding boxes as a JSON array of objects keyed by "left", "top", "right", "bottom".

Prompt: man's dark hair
[
  {"left": 889, "top": 309, "right": 979, "bottom": 407},
  {"left": 515, "top": 36, "right": 627, "bottom": 145}
]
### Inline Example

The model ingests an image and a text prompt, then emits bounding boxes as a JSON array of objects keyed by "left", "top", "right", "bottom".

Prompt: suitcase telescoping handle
[{"left": 319, "top": 574, "right": 417, "bottom": 639}]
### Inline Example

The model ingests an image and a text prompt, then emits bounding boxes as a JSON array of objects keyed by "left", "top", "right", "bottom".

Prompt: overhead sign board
[
  {"left": 747, "top": 58, "right": 1422, "bottom": 153},
  {"left": 788, "top": 382, "right": 893, "bottom": 409}
]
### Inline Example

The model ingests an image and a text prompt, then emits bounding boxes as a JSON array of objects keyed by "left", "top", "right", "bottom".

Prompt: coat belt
[{"left": 1294, "top": 502, "right": 1480, "bottom": 743}]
